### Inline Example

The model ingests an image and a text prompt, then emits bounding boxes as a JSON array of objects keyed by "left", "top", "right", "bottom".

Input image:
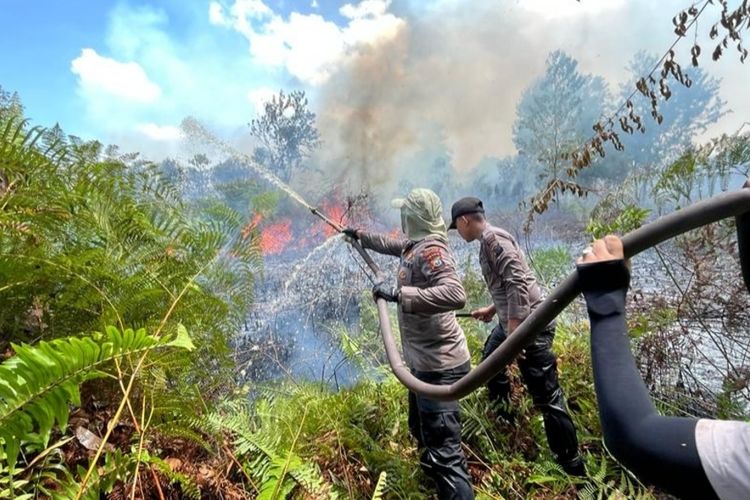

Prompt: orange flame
[
  {"left": 319, "top": 200, "right": 346, "bottom": 237},
  {"left": 259, "top": 218, "right": 293, "bottom": 255},
  {"left": 243, "top": 213, "right": 294, "bottom": 255},
  {"left": 245, "top": 192, "right": 358, "bottom": 256},
  {"left": 241, "top": 213, "right": 263, "bottom": 240}
]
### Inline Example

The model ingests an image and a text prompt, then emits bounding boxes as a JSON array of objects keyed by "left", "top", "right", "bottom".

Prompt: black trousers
[
  {"left": 408, "top": 360, "right": 474, "bottom": 500},
  {"left": 482, "top": 324, "right": 581, "bottom": 466}
]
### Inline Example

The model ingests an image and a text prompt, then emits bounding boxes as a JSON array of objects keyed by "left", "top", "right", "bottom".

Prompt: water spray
[
  {"left": 181, "top": 119, "right": 750, "bottom": 401},
  {"left": 180, "top": 117, "right": 385, "bottom": 280}
]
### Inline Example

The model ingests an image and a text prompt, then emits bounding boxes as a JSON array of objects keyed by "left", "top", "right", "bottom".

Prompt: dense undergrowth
[
  {"left": 0, "top": 95, "right": 262, "bottom": 498},
  {"left": 225, "top": 309, "right": 657, "bottom": 499}
]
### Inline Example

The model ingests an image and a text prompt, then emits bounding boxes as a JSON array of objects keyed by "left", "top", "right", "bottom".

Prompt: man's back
[{"left": 478, "top": 225, "right": 543, "bottom": 327}]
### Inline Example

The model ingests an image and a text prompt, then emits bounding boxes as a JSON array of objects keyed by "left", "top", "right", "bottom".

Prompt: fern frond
[
  {"left": 202, "top": 400, "right": 330, "bottom": 499},
  {"left": 51, "top": 449, "right": 131, "bottom": 500},
  {"left": 371, "top": 471, "right": 387, "bottom": 500},
  {"left": 0, "top": 326, "right": 188, "bottom": 472}
]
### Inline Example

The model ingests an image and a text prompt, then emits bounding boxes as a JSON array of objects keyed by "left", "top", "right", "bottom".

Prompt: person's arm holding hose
[
  {"left": 579, "top": 235, "right": 749, "bottom": 500},
  {"left": 735, "top": 179, "right": 750, "bottom": 295},
  {"left": 344, "top": 227, "right": 406, "bottom": 257}
]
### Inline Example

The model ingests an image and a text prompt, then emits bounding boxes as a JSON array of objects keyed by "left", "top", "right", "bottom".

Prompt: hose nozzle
[{"left": 310, "top": 206, "right": 344, "bottom": 233}]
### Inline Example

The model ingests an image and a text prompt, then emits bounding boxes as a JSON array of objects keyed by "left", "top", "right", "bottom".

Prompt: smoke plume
[{"left": 313, "top": 0, "right": 684, "bottom": 192}]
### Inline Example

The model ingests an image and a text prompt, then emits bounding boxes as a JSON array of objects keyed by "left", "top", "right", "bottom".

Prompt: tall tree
[
  {"left": 512, "top": 51, "right": 610, "bottom": 187},
  {"left": 249, "top": 90, "right": 321, "bottom": 183}
]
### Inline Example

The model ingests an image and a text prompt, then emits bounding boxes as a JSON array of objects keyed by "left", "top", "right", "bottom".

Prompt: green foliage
[
  {"left": 249, "top": 89, "right": 321, "bottom": 182},
  {"left": 47, "top": 446, "right": 203, "bottom": 499},
  {"left": 371, "top": 471, "right": 387, "bottom": 499},
  {"left": 204, "top": 400, "right": 331, "bottom": 499},
  {"left": 513, "top": 50, "right": 610, "bottom": 186},
  {"left": 0, "top": 107, "right": 260, "bottom": 389},
  {"left": 252, "top": 189, "right": 282, "bottom": 215},
  {"left": 0, "top": 87, "right": 23, "bottom": 123},
  {"left": 0, "top": 91, "right": 260, "bottom": 497},
  {"left": 52, "top": 449, "right": 132, "bottom": 500},
  {"left": 529, "top": 245, "right": 572, "bottom": 289},
  {"left": 189, "top": 317, "right": 659, "bottom": 499},
  {"left": 629, "top": 307, "right": 677, "bottom": 340},
  {"left": 2, "top": 81, "right": 711, "bottom": 499},
  {"left": 210, "top": 381, "right": 425, "bottom": 499},
  {"left": 334, "top": 291, "right": 400, "bottom": 373},
  {"left": 586, "top": 204, "right": 650, "bottom": 238},
  {"left": 577, "top": 455, "right": 647, "bottom": 500},
  {"left": 0, "top": 326, "right": 191, "bottom": 473},
  {"left": 652, "top": 132, "right": 750, "bottom": 208},
  {"left": 150, "top": 456, "right": 202, "bottom": 500},
  {"left": 0, "top": 324, "right": 195, "bottom": 498}
]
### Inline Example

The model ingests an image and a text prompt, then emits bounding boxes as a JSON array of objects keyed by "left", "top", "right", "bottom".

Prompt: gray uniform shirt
[
  {"left": 359, "top": 232, "right": 471, "bottom": 372},
  {"left": 696, "top": 419, "right": 750, "bottom": 499},
  {"left": 479, "top": 225, "right": 544, "bottom": 328}
]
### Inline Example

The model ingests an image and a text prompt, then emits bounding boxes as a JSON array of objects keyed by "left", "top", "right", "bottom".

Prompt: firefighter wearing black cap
[{"left": 449, "top": 196, "right": 585, "bottom": 476}]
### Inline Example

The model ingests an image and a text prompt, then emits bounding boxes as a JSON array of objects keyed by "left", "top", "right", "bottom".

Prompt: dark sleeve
[
  {"left": 358, "top": 231, "right": 407, "bottom": 257},
  {"left": 578, "top": 260, "right": 717, "bottom": 499},
  {"left": 735, "top": 210, "right": 750, "bottom": 295},
  {"left": 400, "top": 245, "right": 466, "bottom": 314}
]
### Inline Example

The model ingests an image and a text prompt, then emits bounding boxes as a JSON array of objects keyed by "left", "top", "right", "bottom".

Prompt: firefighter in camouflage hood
[{"left": 344, "top": 188, "right": 474, "bottom": 500}]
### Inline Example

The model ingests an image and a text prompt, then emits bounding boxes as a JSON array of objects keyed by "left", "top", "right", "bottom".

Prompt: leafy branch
[{"left": 525, "top": 0, "right": 749, "bottom": 229}]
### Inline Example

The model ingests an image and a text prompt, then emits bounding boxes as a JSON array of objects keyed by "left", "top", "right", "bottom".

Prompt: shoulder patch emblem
[{"left": 422, "top": 247, "right": 445, "bottom": 271}]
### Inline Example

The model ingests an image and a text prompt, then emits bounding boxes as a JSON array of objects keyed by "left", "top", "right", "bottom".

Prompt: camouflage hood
[{"left": 391, "top": 188, "right": 448, "bottom": 242}]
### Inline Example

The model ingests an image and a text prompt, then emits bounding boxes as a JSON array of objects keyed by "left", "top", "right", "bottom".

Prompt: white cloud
[
  {"left": 68, "top": 4, "right": 274, "bottom": 160},
  {"left": 247, "top": 87, "right": 277, "bottom": 114},
  {"left": 71, "top": 48, "right": 161, "bottom": 103},
  {"left": 519, "top": 0, "right": 627, "bottom": 19},
  {"left": 212, "top": 0, "right": 405, "bottom": 85},
  {"left": 136, "top": 123, "right": 183, "bottom": 141},
  {"left": 339, "top": 0, "right": 389, "bottom": 19},
  {"left": 208, "top": 2, "right": 225, "bottom": 25}
]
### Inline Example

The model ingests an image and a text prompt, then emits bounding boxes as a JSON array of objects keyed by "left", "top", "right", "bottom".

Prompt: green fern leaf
[
  {"left": 0, "top": 326, "right": 188, "bottom": 473},
  {"left": 371, "top": 471, "right": 387, "bottom": 500}
]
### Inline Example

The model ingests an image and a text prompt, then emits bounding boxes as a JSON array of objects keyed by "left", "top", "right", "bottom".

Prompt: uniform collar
[{"left": 480, "top": 225, "right": 496, "bottom": 242}]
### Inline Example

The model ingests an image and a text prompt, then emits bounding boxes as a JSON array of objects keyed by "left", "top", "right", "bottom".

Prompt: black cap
[{"left": 449, "top": 197, "right": 485, "bottom": 229}]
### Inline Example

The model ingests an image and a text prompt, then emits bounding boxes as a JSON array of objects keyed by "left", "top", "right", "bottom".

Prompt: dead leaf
[
  {"left": 75, "top": 426, "right": 113, "bottom": 452},
  {"left": 165, "top": 457, "right": 183, "bottom": 471}
]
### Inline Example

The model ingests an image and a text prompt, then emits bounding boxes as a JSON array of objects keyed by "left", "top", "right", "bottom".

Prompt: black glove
[
  {"left": 342, "top": 227, "right": 360, "bottom": 241},
  {"left": 372, "top": 281, "right": 399, "bottom": 302}
]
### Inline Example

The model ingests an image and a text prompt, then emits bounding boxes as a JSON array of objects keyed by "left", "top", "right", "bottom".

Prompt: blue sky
[
  {"left": 1, "top": 0, "right": 111, "bottom": 127},
  {"left": 0, "top": 0, "right": 409, "bottom": 153},
  {"left": 1, "top": 0, "right": 748, "bottom": 165}
]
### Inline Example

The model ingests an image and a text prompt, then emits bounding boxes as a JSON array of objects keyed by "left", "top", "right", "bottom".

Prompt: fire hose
[{"left": 310, "top": 182, "right": 750, "bottom": 401}]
